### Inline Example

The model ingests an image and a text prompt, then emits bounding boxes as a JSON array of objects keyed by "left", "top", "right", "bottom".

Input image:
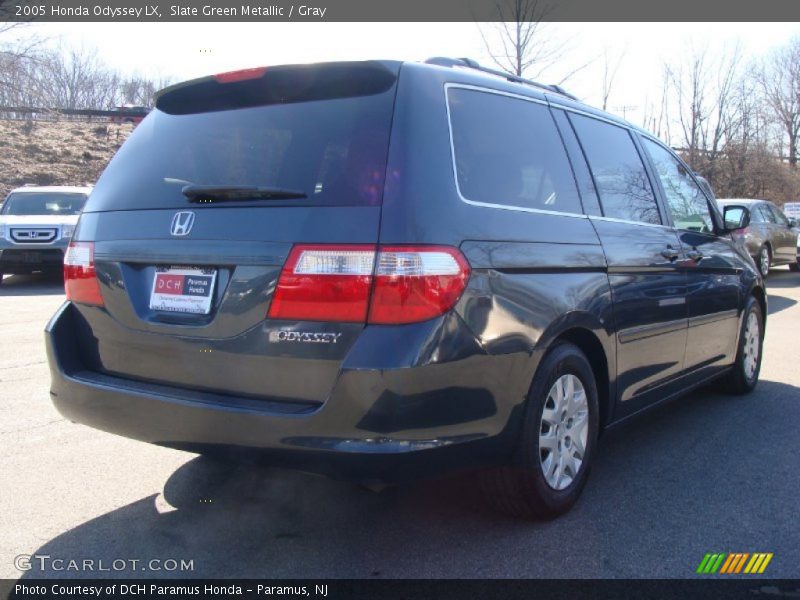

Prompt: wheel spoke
[{"left": 539, "top": 432, "right": 558, "bottom": 451}]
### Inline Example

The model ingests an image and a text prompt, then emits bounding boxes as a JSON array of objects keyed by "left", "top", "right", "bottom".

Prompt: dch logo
[{"left": 170, "top": 211, "right": 195, "bottom": 236}]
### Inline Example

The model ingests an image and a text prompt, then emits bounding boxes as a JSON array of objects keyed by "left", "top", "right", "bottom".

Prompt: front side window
[
  {"left": 768, "top": 204, "right": 790, "bottom": 226},
  {"left": 758, "top": 204, "right": 777, "bottom": 223},
  {"left": 570, "top": 114, "right": 660, "bottom": 225},
  {"left": 447, "top": 88, "right": 582, "bottom": 215},
  {"left": 642, "top": 138, "right": 713, "bottom": 233}
]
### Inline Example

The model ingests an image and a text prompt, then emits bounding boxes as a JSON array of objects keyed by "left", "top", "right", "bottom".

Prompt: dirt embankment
[{"left": 0, "top": 119, "right": 133, "bottom": 199}]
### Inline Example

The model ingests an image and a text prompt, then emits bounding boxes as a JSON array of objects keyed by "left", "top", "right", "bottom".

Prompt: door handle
[
  {"left": 687, "top": 250, "right": 705, "bottom": 261},
  {"left": 661, "top": 246, "right": 680, "bottom": 261}
]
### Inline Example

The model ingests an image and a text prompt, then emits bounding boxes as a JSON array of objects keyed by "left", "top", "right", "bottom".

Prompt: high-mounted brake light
[
  {"left": 268, "top": 245, "right": 470, "bottom": 324},
  {"left": 64, "top": 241, "right": 104, "bottom": 306},
  {"left": 214, "top": 67, "right": 268, "bottom": 84}
]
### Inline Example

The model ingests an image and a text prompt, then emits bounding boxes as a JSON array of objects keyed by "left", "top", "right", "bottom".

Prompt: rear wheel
[
  {"left": 789, "top": 262, "right": 799, "bottom": 272},
  {"left": 719, "top": 296, "right": 764, "bottom": 394},
  {"left": 757, "top": 245, "right": 770, "bottom": 278},
  {"left": 480, "top": 342, "right": 599, "bottom": 520}
]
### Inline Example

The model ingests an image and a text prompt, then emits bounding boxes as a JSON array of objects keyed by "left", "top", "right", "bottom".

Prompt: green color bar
[
  {"left": 697, "top": 554, "right": 713, "bottom": 574},
  {"left": 710, "top": 553, "right": 726, "bottom": 573}
]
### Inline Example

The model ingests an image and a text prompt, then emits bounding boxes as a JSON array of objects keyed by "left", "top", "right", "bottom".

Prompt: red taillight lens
[
  {"left": 268, "top": 244, "right": 470, "bottom": 324},
  {"left": 368, "top": 246, "right": 471, "bottom": 324},
  {"left": 268, "top": 245, "right": 375, "bottom": 322},
  {"left": 64, "top": 241, "right": 104, "bottom": 306}
]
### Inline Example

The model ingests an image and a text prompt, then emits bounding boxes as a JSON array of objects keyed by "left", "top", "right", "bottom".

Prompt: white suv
[{"left": 0, "top": 185, "right": 91, "bottom": 283}]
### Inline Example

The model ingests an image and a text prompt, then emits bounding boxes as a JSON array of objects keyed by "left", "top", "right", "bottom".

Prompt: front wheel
[
  {"left": 480, "top": 342, "right": 599, "bottom": 520},
  {"left": 756, "top": 246, "right": 770, "bottom": 278},
  {"left": 719, "top": 296, "right": 764, "bottom": 394}
]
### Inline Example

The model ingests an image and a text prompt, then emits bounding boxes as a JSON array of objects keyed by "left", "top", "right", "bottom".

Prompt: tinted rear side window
[
  {"left": 570, "top": 114, "right": 660, "bottom": 225},
  {"left": 85, "top": 68, "right": 397, "bottom": 212},
  {"left": 447, "top": 88, "right": 582, "bottom": 215}
]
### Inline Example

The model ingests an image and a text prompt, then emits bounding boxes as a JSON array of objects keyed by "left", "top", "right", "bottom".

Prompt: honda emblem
[{"left": 170, "top": 211, "right": 195, "bottom": 236}]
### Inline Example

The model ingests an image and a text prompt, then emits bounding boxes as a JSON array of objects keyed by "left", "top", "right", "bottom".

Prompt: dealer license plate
[{"left": 149, "top": 266, "right": 217, "bottom": 315}]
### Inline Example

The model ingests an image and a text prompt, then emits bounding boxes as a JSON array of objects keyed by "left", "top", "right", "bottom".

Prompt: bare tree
[
  {"left": 118, "top": 75, "right": 174, "bottom": 107},
  {"left": 758, "top": 36, "right": 800, "bottom": 167},
  {"left": 0, "top": 23, "right": 46, "bottom": 104},
  {"left": 32, "top": 45, "right": 121, "bottom": 109},
  {"left": 479, "top": 0, "right": 589, "bottom": 83},
  {"left": 664, "top": 43, "right": 742, "bottom": 175},
  {"left": 600, "top": 46, "right": 626, "bottom": 111}
]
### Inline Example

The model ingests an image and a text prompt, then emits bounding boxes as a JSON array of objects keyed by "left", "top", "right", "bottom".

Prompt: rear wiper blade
[{"left": 181, "top": 184, "right": 307, "bottom": 203}]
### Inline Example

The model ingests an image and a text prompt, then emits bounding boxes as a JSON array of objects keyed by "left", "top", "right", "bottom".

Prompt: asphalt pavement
[{"left": 1, "top": 270, "right": 798, "bottom": 579}]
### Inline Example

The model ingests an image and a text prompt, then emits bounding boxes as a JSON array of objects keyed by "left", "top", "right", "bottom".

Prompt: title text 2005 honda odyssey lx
[{"left": 46, "top": 59, "right": 765, "bottom": 519}]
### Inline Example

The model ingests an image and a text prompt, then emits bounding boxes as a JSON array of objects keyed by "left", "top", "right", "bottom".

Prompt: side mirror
[{"left": 723, "top": 205, "right": 751, "bottom": 232}]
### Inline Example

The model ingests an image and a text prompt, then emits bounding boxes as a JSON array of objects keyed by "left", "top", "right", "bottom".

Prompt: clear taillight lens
[
  {"left": 268, "top": 245, "right": 470, "bottom": 324},
  {"left": 64, "top": 241, "right": 104, "bottom": 306}
]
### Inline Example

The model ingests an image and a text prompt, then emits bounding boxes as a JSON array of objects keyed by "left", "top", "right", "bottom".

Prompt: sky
[{"left": 18, "top": 21, "right": 800, "bottom": 126}]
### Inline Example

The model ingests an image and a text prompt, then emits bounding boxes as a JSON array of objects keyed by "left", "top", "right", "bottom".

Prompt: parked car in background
[
  {"left": 47, "top": 59, "right": 766, "bottom": 520},
  {"left": 717, "top": 199, "right": 798, "bottom": 277},
  {"left": 109, "top": 104, "right": 150, "bottom": 125},
  {"left": 0, "top": 185, "right": 92, "bottom": 283}
]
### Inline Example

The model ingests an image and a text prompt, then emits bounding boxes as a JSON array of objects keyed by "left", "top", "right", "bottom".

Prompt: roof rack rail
[{"left": 424, "top": 57, "right": 579, "bottom": 101}]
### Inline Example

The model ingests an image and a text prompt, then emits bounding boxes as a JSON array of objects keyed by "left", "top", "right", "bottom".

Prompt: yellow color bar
[
  {"left": 744, "top": 554, "right": 760, "bottom": 574},
  {"left": 749, "top": 554, "right": 766, "bottom": 573},
  {"left": 758, "top": 553, "right": 773, "bottom": 573}
]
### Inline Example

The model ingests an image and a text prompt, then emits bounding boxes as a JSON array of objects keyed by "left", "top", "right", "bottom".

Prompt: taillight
[
  {"left": 268, "top": 245, "right": 375, "bottom": 322},
  {"left": 64, "top": 241, "right": 104, "bottom": 306},
  {"left": 368, "top": 246, "right": 470, "bottom": 324},
  {"left": 268, "top": 245, "right": 470, "bottom": 324}
]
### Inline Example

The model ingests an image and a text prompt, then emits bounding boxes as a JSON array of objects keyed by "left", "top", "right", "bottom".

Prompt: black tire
[
  {"left": 0, "top": 272, "right": 3, "bottom": 285},
  {"left": 718, "top": 295, "right": 764, "bottom": 395},
  {"left": 480, "top": 342, "right": 599, "bottom": 520},
  {"left": 789, "top": 263, "right": 800, "bottom": 272},
  {"left": 756, "top": 245, "right": 771, "bottom": 278}
]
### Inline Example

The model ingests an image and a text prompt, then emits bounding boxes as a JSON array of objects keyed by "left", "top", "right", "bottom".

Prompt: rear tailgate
[{"left": 70, "top": 61, "right": 399, "bottom": 405}]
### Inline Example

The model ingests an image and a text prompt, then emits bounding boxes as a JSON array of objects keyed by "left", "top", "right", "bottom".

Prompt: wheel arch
[{"left": 533, "top": 314, "right": 615, "bottom": 431}]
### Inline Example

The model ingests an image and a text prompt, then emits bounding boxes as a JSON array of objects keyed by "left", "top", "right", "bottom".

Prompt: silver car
[
  {"left": 0, "top": 185, "right": 92, "bottom": 283},
  {"left": 717, "top": 198, "right": 798, "bottom": 277}
]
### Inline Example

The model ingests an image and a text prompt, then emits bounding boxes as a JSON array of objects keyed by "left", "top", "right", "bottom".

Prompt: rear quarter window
[
  {"left": 447, "top": 88, "right": 583, "bottom": 215},
  {"left": 569, "top": 113, "right": 660, "bottom": 225}
]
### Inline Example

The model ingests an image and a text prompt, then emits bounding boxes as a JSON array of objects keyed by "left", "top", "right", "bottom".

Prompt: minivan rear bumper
[{"left": 46, "top": 302, "right": 521, "bottom": 482}]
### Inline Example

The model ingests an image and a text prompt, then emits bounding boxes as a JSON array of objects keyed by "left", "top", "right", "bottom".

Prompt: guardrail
[{"left": 0, "top": 106, "right": 150, "bottom": 121}]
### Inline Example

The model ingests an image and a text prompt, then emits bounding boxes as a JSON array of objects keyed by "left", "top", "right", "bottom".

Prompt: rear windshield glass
[
  {"left": 2, "top": 192, "right": 87, "bottom": 216},
  {"left": 86, "top": 80, "right": 396, "bottom": 212}
]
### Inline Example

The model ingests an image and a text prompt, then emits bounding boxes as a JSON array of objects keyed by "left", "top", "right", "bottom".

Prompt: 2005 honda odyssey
[{"left": 46, "top": 59, "right": 765, "bottom": 519}]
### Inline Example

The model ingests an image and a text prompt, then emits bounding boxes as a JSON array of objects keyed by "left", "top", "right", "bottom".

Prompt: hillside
[{"left": 0, "top": 119, "right": 134, "bottom": 199}]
